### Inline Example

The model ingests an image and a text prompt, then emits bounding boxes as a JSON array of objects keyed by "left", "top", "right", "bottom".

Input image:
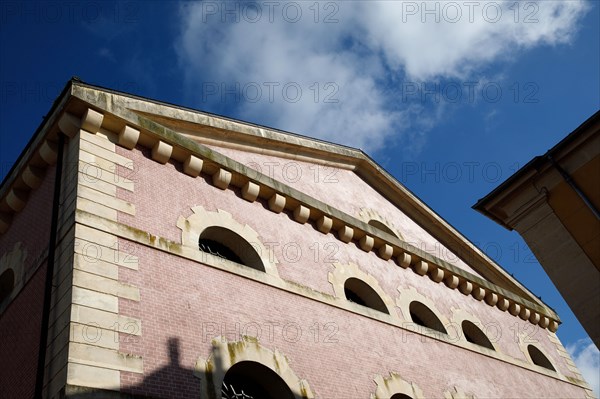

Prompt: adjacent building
[
  {"left": 0, "top": 80, "right": 595, "bottom": 398},
  {"left": 474, "top": 111, "right": 600, "bottom": 349}
]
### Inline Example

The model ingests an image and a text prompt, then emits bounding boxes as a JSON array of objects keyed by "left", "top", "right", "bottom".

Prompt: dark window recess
[
  {"left": 410, "top": 312, "right": 426, "bottom": 327},
  {"left": 408, "top": 301, "right": 447, "bottom": 334},
  {"left": 0, "top": 268, "right": 15, "bottom": 303},
  {"left": 222, "top": 383, "right": 255, "bottom": 399},
  {"left": 221, "top": 361, "right": 294, "bottom": 399},
  {"left": 462, "top": 320, "right": 495, "bottom": 350},
  {"left": 344, "top": 287, "right": 368, "bottom": 307},
  {"left": 343, "top": 278, "right": 389, "bottom": 314},
  {"left": 198, "top": 226, "right": 265, "bottom": 272},
  {"left": 528, "top": 345, "right": 556, "bottom": 371},
  {"left": 199, "top": 239, "right": 243, "bottom": 264}
]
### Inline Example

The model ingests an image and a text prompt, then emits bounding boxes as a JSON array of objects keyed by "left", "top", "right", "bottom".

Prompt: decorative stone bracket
[{"left": 0, "top": 105, "right": 560, "bottom": 332}]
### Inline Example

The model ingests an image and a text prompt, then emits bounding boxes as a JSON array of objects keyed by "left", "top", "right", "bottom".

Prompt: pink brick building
[{"left": 0, "top": 80, "right": 594, "bottom": 398}]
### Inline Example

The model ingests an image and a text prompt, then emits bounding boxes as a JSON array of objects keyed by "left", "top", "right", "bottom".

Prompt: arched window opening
[
  {"left": 198, "top": 226, "right": 265, "bottom": 272},
  {"left": 199, "top": 239, "right": 243, "bottom": 264},
  {"left": 222, "top": 361, "right": 295, "bottom": 399},
  {"left": 462, "top": 320, "right": 495, "bottom": 350},
  {"left": 344, "top": 278, "right": 389, "bottom": 314},
  {"left": 528, "top": 345, "right": 555, "bottom": 371},
  {"left": 409, "top": 301, "right": 447, "bottom": 334},
  {"left": 368, "top": 220, "right": 398, "bottom": 238},
  {"left": 0, "top": 268, "right": 15, "bottom": 303},
  {"left": 390, "top": 394, "right": 413, "bottom": 399}
]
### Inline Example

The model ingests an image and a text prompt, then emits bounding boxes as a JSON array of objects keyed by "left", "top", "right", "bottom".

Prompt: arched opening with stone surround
[
  {"left": 199, "top": 226, "right": 265, "bottom": 272},
  {"left": 344, "top": 277, "right": 389, "bottom": 314},
  {"left": 462, "top": 320, "right": 495, "bottom": 350},
  {"left": 328, "top": 262, "right": 399, "bottom": 320},
  {"left": 450, "top": 309, "right": 499, "bottom": 352},
  {"left": 194, "top": 336, "right": 314, "bottom": 398},
  {"left": 371, "top": 372, "right": 425, "bottom": 399},
  {"left": 221, "top": 361, "right": 295, "bottom": 399},
  {"left": 358, "top": 208, "right": 404, "bottom": 241},
  {"left": 409, "top": 301, "right": 447, "bottom": 334},
  {"left": 527, "top": 345, "right": 556, "bottom": 371},
  {"left": 0, "top": 243, "right": 27, "bottom": 311},
  {"left": 178, "top": 206, "right": 280, "bottom": 278}
]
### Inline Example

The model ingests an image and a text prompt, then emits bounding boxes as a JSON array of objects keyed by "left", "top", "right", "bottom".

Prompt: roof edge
[
  {"left": 0, "top": 78, "right": 554, "bottom": 314},
  {"left": 0, "top": 78, "right": 77, "bottom": 194},
  {"left": 70, "top": 81, "right": 552, "bottom": 309},
  {"left": 473, "top": 110, "right": 600, "bottom": 214}
]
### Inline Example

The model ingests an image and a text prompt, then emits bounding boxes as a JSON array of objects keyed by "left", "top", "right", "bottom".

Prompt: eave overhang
[
  {"left": 0, "top": 79, "right": 559, "bottom": 324},
  {"left": 473, "top": 110, "right": 600, "bottom": 228}
]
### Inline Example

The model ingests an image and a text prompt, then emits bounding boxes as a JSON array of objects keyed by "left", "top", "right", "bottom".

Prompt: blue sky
[{"left": 1, "top": 0, "right": 598, "bottom": 392}]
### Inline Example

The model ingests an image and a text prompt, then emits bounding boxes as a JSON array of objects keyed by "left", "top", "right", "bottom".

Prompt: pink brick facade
[
  {"left": 0, "top": 265, "right": 46, "bottom": 398},
  {"left": 203, "top": 143, "right": 485, "bottom": 278},
  {"left": 117, "top": 247, "right": 588, "bottom": 398},
  {"left": 0, "top": 166, "right": 55, "bottom": 398},
  {"left": 0, "top": 81, "right": 593, "bottom": 398},
  {"left": 113, "top": 142, "right": 589, "bottom": 398}
]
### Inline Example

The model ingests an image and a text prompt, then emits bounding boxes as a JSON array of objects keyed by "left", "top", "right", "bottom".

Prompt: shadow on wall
[
  {"left": 64, "top": 337, "right": 295, "bottom": 399},
  {"left": 62, "top": 337, "right": 197, "bottom": 399}
]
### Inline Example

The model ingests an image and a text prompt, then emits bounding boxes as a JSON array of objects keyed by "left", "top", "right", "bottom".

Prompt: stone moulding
[
  {"left": 118, "top": 125, "right": 140, "bottom": 150},
  {"left": 241, "top": 181, "right": 260, "bottom": 202},
  {"left": 176, "top": 206, "right": 280, "bottom": 278},
  {"left": 359, "top": 234, "right": 374, "bottom": 252},
  {"left": 328, "top": 262, "right": 399, "bottom": 321},
  {"left": 429, "top": 266, "right": 445, "bottom": 283},
  {"left": 396, "top": 286, "right": 451, "bottom": 330},
  {"left": 81, "top": 108, "right": 104, "bottom": 134},
  {"left": 193, "top": 336, "right": 314, "bottom": 399},
  {"left": 0, "top": 103, "right": 560, "bottom": 332},
  {"left": 450, "top": 308, "right": 501, "bottom": 352},
  {"left": 293, "top": 204, "right": 310, "bottom": 224},
  {"left": 378, "top": 244, "right": 393, "bottom": 260},
  {"left": 337, "top": 225, "right": 354, "bottom": 243},
  {"left": 316, "top": 215, "right": 332, "bottom": 234},
  {"left": 358, "top": 207, "right": 404, "bottom": 241},
  {"left": 268, "top": 193, "right": 286, "bottom": 213},
  {"left": 371, "top": 372, "right": 425, "bottom": 399},
  {"left": 151, "top": 140, "right": 173, "bottom": 164}
]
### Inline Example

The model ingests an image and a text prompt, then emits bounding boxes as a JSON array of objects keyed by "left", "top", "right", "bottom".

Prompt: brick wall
[
  {"left": 0, "top": 161, "right": 56, "bottom": 398},
  {"left": 117, "top": 246, "right": 586, "bottom": 398},
  {"left": 0, "top": 264, "right": 46, "bottom": 399},
  {"left": 112, "top": 144, "right": 587, "bottom": 398},
  {"left": 0, "top": 265, "right": 45, "bottom": 399}
]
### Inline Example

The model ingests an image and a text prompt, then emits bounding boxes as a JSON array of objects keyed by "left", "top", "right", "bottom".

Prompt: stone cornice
[
  {"left": 0, "top": 86, "right": 74, "bottom": 228},
  {"left": 109, "top": 112, "right": 560, "bottom": 323},
  {"left": 77, "top": 107, "right": 560, "bottom": 327},
  {"left": 71, "top": 82, "right": 547, "bottom": 306},
  {"left": 0, "top": 82, "right": 559, "bottom": 327}
]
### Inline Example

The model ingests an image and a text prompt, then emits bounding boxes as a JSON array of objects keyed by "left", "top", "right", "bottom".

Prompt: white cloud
[
  {"left": 361, "top": 1, "right": 588, "bottom": 81},
  {"left": 567, "top": 338, "right": 600, "bottom": 396},
  {"left": 175, "top": 1, "right": 588, "bottom": 152}
]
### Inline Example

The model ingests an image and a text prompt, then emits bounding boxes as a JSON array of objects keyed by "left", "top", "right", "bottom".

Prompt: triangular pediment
[
  {"left": 86, "top": 86, "right": 543, "bottom": 304},
  {"left": 0, "top": 80, "right": 555, "bottom": 320}
]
